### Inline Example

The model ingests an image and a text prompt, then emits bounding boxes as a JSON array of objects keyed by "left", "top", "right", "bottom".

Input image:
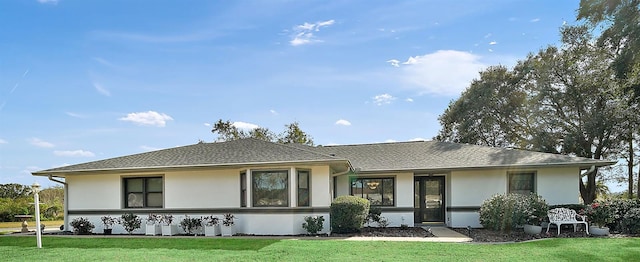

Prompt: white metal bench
[{"left": 546, "top": 208, "right": 589, "bottom": 235}]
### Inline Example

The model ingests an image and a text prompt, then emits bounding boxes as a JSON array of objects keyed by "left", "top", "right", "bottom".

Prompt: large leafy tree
[
  {"left": 437, "top": 26, "right": 623, "bottom": 203},
  {"left": 211, "top": 119, "right": 314, "bottom": 145},
  {"left": 578, "top": 0, "right": 640, "bottom": 198},
  {"left": 0, "top": 183, "right": 32, "bottom": 199}
]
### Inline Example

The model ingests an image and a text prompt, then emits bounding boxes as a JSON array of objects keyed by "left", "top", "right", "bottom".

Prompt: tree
[
  {"left": 578, "top": 0, "right": 640, "bottom": 199},
  {"left": 436, "top": 26, "right": 624, "bottom": 203},
  {"left": 0, "top": 183, "right": 32, "bottom": 199},
  {"left": 211, "top": 119, "right": 313, "bottom": 145}
]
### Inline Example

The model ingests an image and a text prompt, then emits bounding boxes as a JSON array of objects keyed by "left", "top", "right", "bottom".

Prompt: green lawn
[{"left": 1, "top": 236, "right": 639, "bottom": 261}]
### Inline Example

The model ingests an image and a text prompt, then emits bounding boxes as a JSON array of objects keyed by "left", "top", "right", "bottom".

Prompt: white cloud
[
  {"left": 54, "top": 150, "right": 95, "bottom": 157},
  {"left": 140, "top": 145, "right": 162, "bottom": 152},
  {"left": 66, "top": 112, "right": 85, "bottom": 118},
  {"left": 395, "top": 50, "right": 486, "bottom": 96},
  {"left": 119, "top": 111, "right": 173, "bottom": 127},
  {"left": 530, "top": 18, "right": 540, "bottom": 22},
  {"left": 373, "top": 93, "right": 396, "bottom": 105},
  {"left": 204, "top": 123, "right": 211, "bottom": 127},
  {"left": 406, "top": 98, "right": 414, "bottom": 102},
  {"left": 335, "top": 119, "right": 351, "bottom": 126},
  {"left": 385, "top": 139, "right": 397, "bottom": 143},
  {"left": 93, "top": 82, "right": 111, "bottom": 96},
  {"left": 37, "top": 0, "right": 58, "bottom": 4},
  {"left": 270, "top": 109, "right": 278, "bottom": 115},
  {"left": 484, "top": 33, "right": 492, "bottom": 39},
  {"left": 489, "top": 41, "right": 497, "bottom": 45},
  {"left": 290, "top": 19, "right": 335, "bottom": 46},
  {"left": 29, "top": 138, "right": 55, "bottom": 148},
  {"left": 232, "top": 121, "right": 259, "bottom": 130},
  {"left": 386, "top": 59, "right": 400, "bottom": 67},
  {"left": 0, "top": 139, "right": 7, "bottom": 144},
  {"left": 409, "top": 137, "right": 428, "bottom": 142}
]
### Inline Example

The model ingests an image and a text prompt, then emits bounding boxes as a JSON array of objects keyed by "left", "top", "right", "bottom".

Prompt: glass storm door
[{"left": 414, "top": 176, "right": 445, "bottom": 223}]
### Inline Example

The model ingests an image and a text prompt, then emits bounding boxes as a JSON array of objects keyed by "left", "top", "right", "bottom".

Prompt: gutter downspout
[{"left": 48, "top": 175, "right": 69, "bottom": 232}]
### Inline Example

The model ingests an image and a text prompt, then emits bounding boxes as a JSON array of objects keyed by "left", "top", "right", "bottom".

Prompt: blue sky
[{"left": 1, "top": 0, "right": 589, "bottom": 188}]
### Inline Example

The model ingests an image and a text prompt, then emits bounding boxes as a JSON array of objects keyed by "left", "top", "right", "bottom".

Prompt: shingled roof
[
  {"left": 33, "top": 138, "right": 347, "bottom": 174},
  {"left": 33, "top": 138, "right": 615, "bottom": 175},
  {"left": 309, "top": 140, "right": 616, "bottom": 172}
]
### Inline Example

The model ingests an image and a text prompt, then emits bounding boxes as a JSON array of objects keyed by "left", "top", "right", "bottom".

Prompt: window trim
[
  {"left": 251, "top": 170, "right": 290, "bottom": 207},
  {"left": 508, "top": 171, "right": 536, "bottom": 194},
  {"left": 350, "top": 177, "right": 395, "bottom": 206},
  {"left": 297, "top": 169, "right": 311, "bottom": 207},
  {"left": 123, "top": 176, "right": 164, "bottom": 208}
]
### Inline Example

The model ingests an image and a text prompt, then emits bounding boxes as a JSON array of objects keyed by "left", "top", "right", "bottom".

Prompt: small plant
[
  {"left": 100, "top": 215, "right": 117, "bottom": 229},
  {"left": 582, "top": 202, "right": 614, "bottom": 228},
  {"left": 204, "top": 215, "right": 219, "bottom": 226},
  {"left": 302, "top": 216, "right": 325, "bottom": 235},
  {"left": 120, "top": 213, "right": 142, "bottom": 234},
  {"left": 366, "top": 206, "right": 382, "bottom": 227},
  {"left": 400, "top": 223, "right": 409, "bottom": 230},
  {"left": 180, "top": 215, "right": 203, "bottom": 235},
  {"left": 160, "top": 214, "right": 174, "bottom": 225},
  {"left": 377, "top": 217, "right": 390, "bottom": 228},
  {"left": 70, "top": 217, "right": 94, "bottom": 235},
  {"left": 146, "top": 213, "right": 161, "bottom": 225},
  {"left": 222, "top": 213, "right": 235, "bottom": 226}
]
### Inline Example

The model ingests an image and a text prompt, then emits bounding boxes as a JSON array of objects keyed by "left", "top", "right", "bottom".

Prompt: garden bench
[{"left": 546, "top": 208, "right": 589, "bottom": 235}]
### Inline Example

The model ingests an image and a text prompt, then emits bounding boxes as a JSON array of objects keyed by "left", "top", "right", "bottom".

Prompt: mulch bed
[
  {"left": 452, "top": 226, "right": 639, "bottom": 242},
  {"left": 330, "top": 227, "right": 434, "bottom": 238}
]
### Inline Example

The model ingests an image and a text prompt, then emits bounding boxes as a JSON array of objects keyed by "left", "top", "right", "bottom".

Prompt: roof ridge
[
  {"left": 324, "top": 140, "right": 430, "bottom": 148},
  {"left": 254, "top": 138, "right": 345, "bottom": 159}
]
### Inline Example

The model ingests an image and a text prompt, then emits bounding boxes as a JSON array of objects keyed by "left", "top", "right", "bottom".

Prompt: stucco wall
[{"left": 67, "top": 174, "right": 121, "bottom": 209}]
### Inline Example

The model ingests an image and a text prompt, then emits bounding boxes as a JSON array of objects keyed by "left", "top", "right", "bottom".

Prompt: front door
[{"left": 414, "top": 176, "right": 445, "bottom": 223}]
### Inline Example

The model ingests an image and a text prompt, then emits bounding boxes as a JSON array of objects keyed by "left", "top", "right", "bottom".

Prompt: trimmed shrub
[
  {"left": 180, "top": 215, "right": 203, "bottom": 235},
  {"left": 330, "top": 195, "right": 370, "bottom": 233},
  {"left": 302, "top": 215, "right": 325, "bottom": 235},
  {"left": 479, "top": 193, "right": 548, "bottom": 233},
  {"left": 622, "top": 208, "right": 640, "bottom": 234},
  {"left": 120, "top": 213, "right": 142, "bottom": 234},
  {"left": 70, "top": 217, "right": 95, "bottom": 235}
]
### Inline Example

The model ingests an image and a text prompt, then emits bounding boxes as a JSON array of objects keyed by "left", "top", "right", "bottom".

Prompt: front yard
[{"left": 1, "top": 236, "right": 639, "bottom": 261}]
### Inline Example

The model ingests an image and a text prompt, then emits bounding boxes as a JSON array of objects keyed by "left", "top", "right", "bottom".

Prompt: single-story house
[{"left": 32, "top": 138, "right": 615, "bottom": 235}]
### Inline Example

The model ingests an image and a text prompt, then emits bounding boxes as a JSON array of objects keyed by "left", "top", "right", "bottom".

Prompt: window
[
  {"left": 124, "top": 177, "right": 163, "bottom": 208},
  {"left": 350, "top": 177, "right": 394, "bottom": 206},
  {"left": 298, "top": 170, "right": 310, "bottom": 207},
  {"left": 240, "top": 172, "right": 247, "bottom": 207},
  {"left": 509, "top": 172, "right": 535, "bottom": 194},
  {"left": 252, "top": 170, "right": 289, "bottom": 207}
]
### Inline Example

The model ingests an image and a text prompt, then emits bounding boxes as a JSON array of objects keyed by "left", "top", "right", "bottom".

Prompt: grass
[
  {"left": 1, "top": 236, "right": 639, "bottom": 261},
  {"left": 0, "top": 220, "right": 64, "bottom": 229}
]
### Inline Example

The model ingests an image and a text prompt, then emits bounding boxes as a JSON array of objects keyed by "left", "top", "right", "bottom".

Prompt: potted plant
[
  {"left": 203, "top": 215, "right": 221, "bottom": 237},
  {"left": 523, "top": 193, "right": 548, "bottom": 235},
  {"left": 100, "top": 215, "right": 117, "bottom": 235},
  {"left": 180, "top": 215, "right": 203, "bottom": 236},
  {"left": 120, "top": 213, "right": 142, "bottom": 235},
  {"left": 583, "top": 202, "right": 614, "bottom": 236},
  {"left": 145, "top": 214, "right": 162, "bottom": 236},
  {"left": 221, "top": 213, "right": 236, "bottom": 236},
  {"left": 161, "top": 214, "right": 178, "bottom": 236}
]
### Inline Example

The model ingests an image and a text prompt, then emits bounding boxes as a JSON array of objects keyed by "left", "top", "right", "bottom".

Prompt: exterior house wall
[{"left": 66, "top": 164, "right": 334, "bottom": 235}]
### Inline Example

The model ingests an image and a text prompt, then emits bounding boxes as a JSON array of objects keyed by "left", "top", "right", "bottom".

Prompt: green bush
[
  {"left": 120, "top": 213, "right": 142, "bottom": 234},
  {"left": 179, "top": 215, "right": 203, "bottom": 235},
  {"left": 621, "top": 208, "right": 640, "bottom": 234},
  {"left": 302, "top": 215, "right": 325, "bottom": 235},
  {"left": 330, "top": 195, "right": 370, "bottom": 233},
  {"left": 479, "top": 193, "right": 548, "bottom": 233},
  {"left": 366, "top": 206, "right": 382, "bottom": 226},
  {"left": 70, "top": 217, "right": 94, "bottom": 235},
  {"left": 602, "top": 199, "right": 640, "bottom": 232}
]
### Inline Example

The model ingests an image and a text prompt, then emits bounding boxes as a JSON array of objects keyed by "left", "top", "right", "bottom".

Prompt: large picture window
[
  {"left": 350, "top": 177, "right": 394, "bottom": 206},
  {"left": 124, "top": 177, "right": 163, "bottom": 208},
  {"left": 298, "top": 170, "right": 310, "bottom": 207},
  {"left": 252, "top": 170, "right": 289, "bottom": 207},
  {"left": 508, "top": 172, "right": 535, "bottom": 194}
]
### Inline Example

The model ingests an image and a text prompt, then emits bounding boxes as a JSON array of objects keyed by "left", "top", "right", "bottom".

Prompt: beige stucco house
[{"left": 32, "top": 138, "right": 615, "bottom": 235}]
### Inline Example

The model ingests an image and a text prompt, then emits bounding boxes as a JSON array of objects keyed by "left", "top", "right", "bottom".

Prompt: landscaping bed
[{"left": 331, "top": 226, "right": 434, "bottom": 238}]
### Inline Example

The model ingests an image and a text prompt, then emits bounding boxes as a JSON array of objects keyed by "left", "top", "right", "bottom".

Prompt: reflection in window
[
  {"left": 298, "top": 170, "right": 310, "bottom": 207},
  {"left": 124, "top": 177, "right": 163, "bottom": 208},
  {"left": 508, "top": 172, "right": 535, "bottom": 194},
  {"left": 252, "top": 170, "right": 289, "bottom": 207},
  {"left": 350, "top": 177, "right": 394, "bottom": 206}
]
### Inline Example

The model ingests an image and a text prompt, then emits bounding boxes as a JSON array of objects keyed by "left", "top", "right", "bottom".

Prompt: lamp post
[{"left": 32, "top": 182, "right": 42, "bottom": 249}]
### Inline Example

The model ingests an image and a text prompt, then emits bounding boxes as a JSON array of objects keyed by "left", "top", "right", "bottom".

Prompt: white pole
[{"left": 33, "top": 182, "right": 42, "bottom": 249}]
